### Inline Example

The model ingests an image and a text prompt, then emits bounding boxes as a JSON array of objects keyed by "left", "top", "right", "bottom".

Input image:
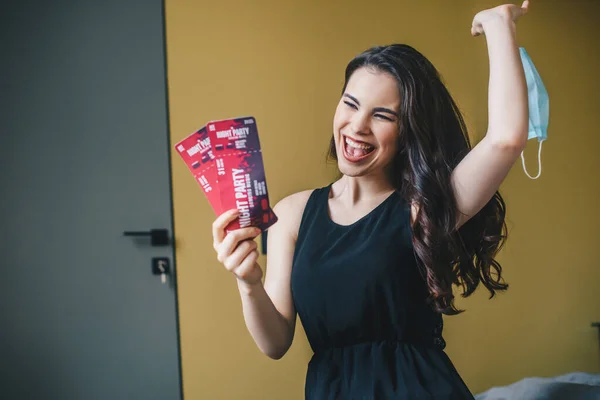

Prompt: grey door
[{"left": 0, "top": 1, "right": 182, "bottom": 399}]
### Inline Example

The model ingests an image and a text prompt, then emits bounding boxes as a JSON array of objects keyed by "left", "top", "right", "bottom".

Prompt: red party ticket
[
  {"left": 174, "top": 126, "right": 222, "bottom": 214},
  {"left": 175, "top": 116, "right": 277, "bottom": 232},
  {"left": 207, "top": 116, "right": 277, "bottom": 232}
]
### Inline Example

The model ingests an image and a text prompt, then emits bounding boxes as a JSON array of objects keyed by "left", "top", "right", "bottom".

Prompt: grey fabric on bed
[{"left": 475, "top": 372, "right": 600, "bottom": 400}]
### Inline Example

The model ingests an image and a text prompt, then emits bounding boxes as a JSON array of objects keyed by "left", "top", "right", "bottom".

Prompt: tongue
[{"left": 350, "top": 146, "right": 370, "bottom": 158}]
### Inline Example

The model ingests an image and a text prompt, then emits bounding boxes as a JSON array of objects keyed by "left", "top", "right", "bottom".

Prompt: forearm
[
  {"left": 484, "top": 17, "right": 529, "bottom": 146},
  {"left": 237, "top": 278, "right": 294, "bottom": 360}
]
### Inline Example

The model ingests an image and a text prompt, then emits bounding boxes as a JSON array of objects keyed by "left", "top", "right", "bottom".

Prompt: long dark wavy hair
[{"left": 328, "top": 44, "right": 509, "bottom": 315}]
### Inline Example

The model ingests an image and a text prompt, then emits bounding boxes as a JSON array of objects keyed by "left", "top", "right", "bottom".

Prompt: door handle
[{"left": 123, "top": 229, "right": 170, "bottom": 246}]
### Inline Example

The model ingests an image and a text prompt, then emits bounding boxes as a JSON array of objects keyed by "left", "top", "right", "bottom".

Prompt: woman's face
[{"left": 333, "top": 67, "right": 401, "bottom": 179}]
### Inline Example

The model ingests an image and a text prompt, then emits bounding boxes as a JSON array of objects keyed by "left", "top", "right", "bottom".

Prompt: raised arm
[{"left": 451, "top": 1, "right": 530, "bottom": 228}]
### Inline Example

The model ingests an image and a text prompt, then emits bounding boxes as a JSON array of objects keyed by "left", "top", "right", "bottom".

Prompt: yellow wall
[{"left": 165, "top": 0, "right": 600, "bottom": 397}]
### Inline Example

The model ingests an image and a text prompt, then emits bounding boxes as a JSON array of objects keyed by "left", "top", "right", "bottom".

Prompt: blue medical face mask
[{"left": 519, "top": 47, "right": 549, "bottom": 180}]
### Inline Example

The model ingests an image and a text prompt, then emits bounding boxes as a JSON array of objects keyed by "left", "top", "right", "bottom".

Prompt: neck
[{"left": 333, "top": 173, "right": 395, "bottom": 205}]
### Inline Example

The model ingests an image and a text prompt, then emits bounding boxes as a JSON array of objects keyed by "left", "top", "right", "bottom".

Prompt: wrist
[
  {"left": 481, "top": 16, "right": 516, "bottom": 35},
  {"left": 237, "top": 277, "right": 263, "bottom": 296}
]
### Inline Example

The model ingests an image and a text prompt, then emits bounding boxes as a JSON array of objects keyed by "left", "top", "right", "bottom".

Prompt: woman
[{"left": 212, "top": 2, "right": 530, "bottom": 398}]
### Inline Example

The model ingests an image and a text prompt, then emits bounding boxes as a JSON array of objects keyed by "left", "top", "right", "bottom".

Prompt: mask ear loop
[{"left": 521, "top": 140, "right": 543, "bottom": 180}]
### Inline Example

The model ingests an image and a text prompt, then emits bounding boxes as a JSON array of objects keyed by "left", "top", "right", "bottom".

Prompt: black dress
[{"left": 291, "top": 185, "right": 475, "bottom": 399}]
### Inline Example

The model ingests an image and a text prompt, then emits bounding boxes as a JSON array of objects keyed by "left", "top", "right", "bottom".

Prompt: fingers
[
  {"left": 471, "top": 24, "right": 483, "bottom": 37},
  {"left": 471, "top": 0, "right": 529, "bottom": 37},
  {"left": 223, "top": 239, "right": 258, "bottom": 271},
  {"left": 212, "top": 209, "right": 239, "bottom": 246},
  {"left": 235, "top": 249, "right": 261, "bottom": 282},
  {"left": 216, "top": 226, "right": 261, "bottom": 263},
  {"left": 211, "top": 210, "right": 263, "bottom": 285},
  {"left": 520, "top": 1, "right": 530, "bottom": 17}
]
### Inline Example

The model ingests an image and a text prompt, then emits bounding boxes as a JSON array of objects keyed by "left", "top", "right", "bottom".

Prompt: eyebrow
[{"left": 343, "top": 93, "right": 399, "bottom": 118}]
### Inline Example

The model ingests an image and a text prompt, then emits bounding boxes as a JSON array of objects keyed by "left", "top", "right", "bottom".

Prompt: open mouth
[{"left": 342, "top": 135, "right": 375, "bottom": 162}]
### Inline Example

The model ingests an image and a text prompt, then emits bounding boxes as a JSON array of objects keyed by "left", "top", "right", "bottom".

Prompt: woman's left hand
[{"left": 471, "top": 1, "right": 530, "bottom": 36}]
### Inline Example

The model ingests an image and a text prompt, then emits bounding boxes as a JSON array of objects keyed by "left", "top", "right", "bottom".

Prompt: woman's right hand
[{"left": 212, "top": 209, "right": 263, "bottom": 287}]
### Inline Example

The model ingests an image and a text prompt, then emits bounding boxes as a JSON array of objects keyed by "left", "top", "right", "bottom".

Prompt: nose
[{"left": 349, "top": 112, "right": 370, "bottom": 136}]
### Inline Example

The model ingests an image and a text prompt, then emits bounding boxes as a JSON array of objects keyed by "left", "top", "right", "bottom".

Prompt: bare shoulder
[{"left": 272, "top": 189, "right": 315, "bottom": 240}]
